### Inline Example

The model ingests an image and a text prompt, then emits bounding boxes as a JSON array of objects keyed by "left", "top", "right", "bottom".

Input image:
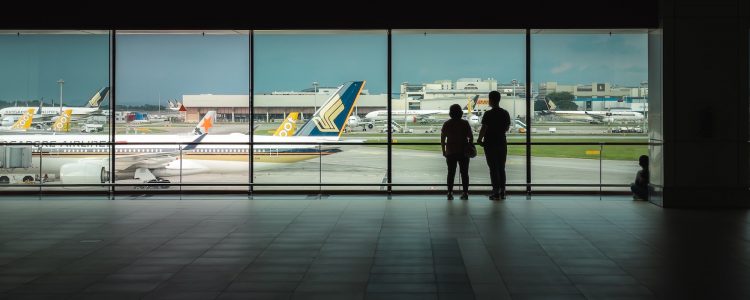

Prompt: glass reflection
[
  {"left": 531, "top": 30, "right": 649, "bottom": 188},
  {"left": 0, "top": 31, "right": 110, "bottom": 191}
]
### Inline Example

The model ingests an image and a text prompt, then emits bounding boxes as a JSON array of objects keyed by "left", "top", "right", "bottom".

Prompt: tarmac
[{"left": 1, "top": 122, "right": 644, "bottom": 192}]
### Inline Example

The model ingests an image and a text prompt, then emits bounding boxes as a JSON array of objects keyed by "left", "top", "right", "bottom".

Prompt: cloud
[{"left": 550, "top": 62, "right": 573, "bottom": 74}]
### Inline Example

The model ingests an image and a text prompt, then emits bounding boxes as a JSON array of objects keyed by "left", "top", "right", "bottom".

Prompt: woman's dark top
[{"left": 441, "top": 119, "right": 473, "bottom": 156}]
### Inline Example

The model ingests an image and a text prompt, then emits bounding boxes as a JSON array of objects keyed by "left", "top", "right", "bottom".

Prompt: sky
[{"left": 0, "top": 32, "right": 647, "bottom": 105}]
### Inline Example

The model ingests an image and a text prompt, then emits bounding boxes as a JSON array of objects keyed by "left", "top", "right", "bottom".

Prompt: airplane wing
[
  {"left": 584, "top": 112, "right": 605, "bottom": 122},
  {"left": 114, "top": 134, "right": 207, "bottom": 173},
  {"left": 414, "top": 112, "right": 439, "bottom": 122},
  {"left": 115, "top": 152, "right": 180, "bottom": 172}
]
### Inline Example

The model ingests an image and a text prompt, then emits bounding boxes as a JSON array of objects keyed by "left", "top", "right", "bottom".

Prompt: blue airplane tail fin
[{"left": 294, "top": 81, "right": 365, "bottom": 137}]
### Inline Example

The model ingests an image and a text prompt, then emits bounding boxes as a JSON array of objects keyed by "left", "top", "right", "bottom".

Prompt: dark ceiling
[{"left": 0, "top": 0, "right": 658, "bottom": 29}]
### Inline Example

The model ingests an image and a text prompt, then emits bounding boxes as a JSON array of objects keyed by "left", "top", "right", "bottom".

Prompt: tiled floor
[{"left": 0, "top": 195, "right": 749, "bottom": 299}]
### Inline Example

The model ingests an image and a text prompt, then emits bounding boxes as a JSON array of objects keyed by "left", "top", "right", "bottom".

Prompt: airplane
[
  {"left": 272, "top": 112, "right": 299, "bottom": 137},
  {"left": 349, "top": 95, "right": 480, "bottom": 131},
  {"left": 49, "top": 109, "right": 73, "bottom": 133},
  {"left": 0, "top": 108, "right": 73, "bottom": 133},
  {"left": 0, "top": 87, "right": 109, "bottom": 120},
  {"left": 246, "top": 112, "right": 299, "bottom": 135},
  {"left": 0, "top": 81, "right": 365, "bottom": 185},
  {"left": 540, "top": 99, "right": 645, "bottom": 124},
  {"left": 166, "top": 99, "right": 184, "bottom": 111},
  {"left": 0, "top": 109, "right": 35, "bottom": 132},
  {"left": 465, "top": 95, "right": 480, "bottom": 130}
]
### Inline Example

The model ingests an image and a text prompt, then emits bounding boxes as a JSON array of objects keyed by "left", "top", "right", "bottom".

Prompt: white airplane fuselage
[
  {"left": 0, "top": 133, "right": 345, "bottom": 179},
  {"left": 551, "top": 110, "right": 645, "bottom": 123},
  {"left": 0, "top": 107, "right": 100, "bottom": 117}
]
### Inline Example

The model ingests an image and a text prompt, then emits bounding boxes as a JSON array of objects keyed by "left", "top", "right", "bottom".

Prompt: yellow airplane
[{"left": 273, "top": 112, "right": 299, "bottom": 136}]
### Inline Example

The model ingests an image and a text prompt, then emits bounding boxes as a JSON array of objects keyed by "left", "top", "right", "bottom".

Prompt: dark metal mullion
[
  {"left": 387, "top": 29, "right": 392, "bottom": 194},
  {"left": 249, "top": 30, "right": 254, "bottom": 196},
  {"left": 4, "top": 141, "right": 652, "bottom": 146},
  {"left": 110, "top": 30, "right": 117, "bottom": 197},
  {"left": 525, "top": 28, "right": 532, "bottom": 195}
]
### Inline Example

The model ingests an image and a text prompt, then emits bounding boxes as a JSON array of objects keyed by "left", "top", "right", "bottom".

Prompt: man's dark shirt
[{"left": 481, "top": 107, "right": 511, "bottom": 145}]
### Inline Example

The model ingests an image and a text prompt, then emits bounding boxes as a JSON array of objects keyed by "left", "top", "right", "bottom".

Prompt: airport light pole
[
  {"left": 313, "top": 81, "right": 319, "bottom": 113},
  {"left": 57, "top": 79, "right": 64, "bottom": 112},
  {"left": 404, "top": 96, "right": 408, "bottom": 132},
  {"left": 512, "top": 79, "right": 518, "bottom": 121}
]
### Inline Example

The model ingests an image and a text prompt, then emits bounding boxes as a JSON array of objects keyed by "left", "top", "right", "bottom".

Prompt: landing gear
[{"left": 137, "top": 178, "right": 171, "bottom": 189}]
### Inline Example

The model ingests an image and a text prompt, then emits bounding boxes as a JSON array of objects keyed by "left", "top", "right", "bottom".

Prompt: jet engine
[
  {"left": 348, "top": 116, "right": 359, "bottom": 127},
  {"left": 468, "top": 115, "right": 480, "bottom": 127},
  {"left": 60, "top": 162, "right": 110, "bottom": 184}
]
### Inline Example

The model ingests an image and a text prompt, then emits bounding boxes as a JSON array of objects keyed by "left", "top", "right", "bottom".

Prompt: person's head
[
  {"left": 639, "top": 155, "right": 649, "bottom": 169},
  {"left": 449, "top": 104, "right": 462, "bottom": 120},
  {"left": 488, "top": 91, "right": 501, "bottom": 108}
]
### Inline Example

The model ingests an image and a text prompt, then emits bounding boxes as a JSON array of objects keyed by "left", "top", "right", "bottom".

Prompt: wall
[{"left": 657, "top": 0, "right": 750, "bottom": 207}]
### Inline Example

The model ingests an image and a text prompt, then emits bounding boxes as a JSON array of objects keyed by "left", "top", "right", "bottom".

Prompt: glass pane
[
  {"left": 529, "top": 144, "right": 596, "bottom": 191},
  {"left": 253, "top": 30, "right": 387, "bottom": 191},
  {"left": 321, "top": 145, "right": 386, "bottom": 191},
  {"left": 115, "top": 30, "right": 250, "bottom": 191},
  {"left": 392, "top": 145, "right": 527, "bottom": 194},
  {"left": 601, "top": 144, "right": 648, "bottom": 191},
  {"left": 391, "top": 30, "right": 527, "bottom": 192},
  {"left": 531, "top": 29, "right": 649, "bottom": 190},
  {"left": 0, "top": 30, "right": 111, "bottom": 192}
]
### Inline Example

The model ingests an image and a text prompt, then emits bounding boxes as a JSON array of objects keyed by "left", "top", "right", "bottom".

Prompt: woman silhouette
[{"left": 441, "top": 104, "right": 474, "bottom": 200}]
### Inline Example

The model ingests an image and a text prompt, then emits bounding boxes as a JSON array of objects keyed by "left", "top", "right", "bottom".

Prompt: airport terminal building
[
  {"left": 538, "top": 81, "right": 649, "bottom": 111},
  {"left": 182, "top": 78, "right": 529, "bottom": 122}
]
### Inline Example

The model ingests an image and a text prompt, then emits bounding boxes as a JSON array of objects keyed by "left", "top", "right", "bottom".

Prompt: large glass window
[
  {"left": 391, "top": 30, "right": 527, "bottom": 192},
  {"left": 115, "top": 30, "right": 249, "bottom": 191},
  {"left": 531, "top": 29, "right": 649, "bottom": 191},
  {"left": 0, "top": 29, "right": 655, "bottom": 193},
  {"left": 253, "top": 30, "right": 387, "bottom": 191},
  {"left": 0, "top": 31, "right": 111, "bottom": 191}
]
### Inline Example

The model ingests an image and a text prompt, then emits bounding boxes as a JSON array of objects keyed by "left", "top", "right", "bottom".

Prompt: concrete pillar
[{"left": 654, "top": 0, "right": 750, "bottom": 207}]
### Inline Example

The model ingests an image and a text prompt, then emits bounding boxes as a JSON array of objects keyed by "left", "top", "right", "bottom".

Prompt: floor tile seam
[
  {"left": 594, "top": 204, "right": 669, "bottom": 260},
  {"left": 3, "top": 204, "right": 191, "bottom": 295},
  {"left": 463, "top": 203, "right": 512, "bottom": 297},
  {"left": 0, "top": 203, "right": 146, "bottom": 262},
  {"left": 212, "top": 198, "right": 310, "bottom": 296},
  {"left": 500, "top": 203, "right": 590, "bottom": 297},
  {"left": 289, "top": 199, "right": 352, "bottom": 294},
  {"left": 86, "top": 207, "right": 235, "bottom": 298},
  {"left": 546, "top": 205, "right": 657, "bottom": 296},
  {"left": 364, "top": 199, "right": 393, "bottom": 288},
  {"left": 425, "top": 199, "right": 466, "bottom": 297}
]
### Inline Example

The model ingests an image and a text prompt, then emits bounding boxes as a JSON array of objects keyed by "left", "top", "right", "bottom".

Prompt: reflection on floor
[{"left": 0, "top": 195, "right": 748, "bottom": 299}]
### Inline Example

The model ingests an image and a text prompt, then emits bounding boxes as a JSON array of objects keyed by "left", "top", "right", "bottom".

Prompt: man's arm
[
  {"left": 477, "top": 124, "right": 486, "bottom": 146},
  {"left": 503, "top": 111, "right": 511, "bottom": 133}
]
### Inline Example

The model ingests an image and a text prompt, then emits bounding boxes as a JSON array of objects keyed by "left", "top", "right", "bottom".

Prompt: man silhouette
[{"left": 477, "top": 91, "right": 511, "bottom": 200}]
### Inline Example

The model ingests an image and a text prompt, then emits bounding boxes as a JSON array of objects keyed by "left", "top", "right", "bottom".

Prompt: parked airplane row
[
  {"left": 0, "top": 87, "right": 109, "bottom": 123},
  {"left": 0, "top": 108, "right": 73, "bottom": 133},
  {"left": 348, "top": 95, "right": 482, "bottom": 131},
  {"left": 0, "top": 81, "right": 366, "bottom": 186},
  {"left": 539, "top": 99, "right": 645, "bottom": 123}
]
